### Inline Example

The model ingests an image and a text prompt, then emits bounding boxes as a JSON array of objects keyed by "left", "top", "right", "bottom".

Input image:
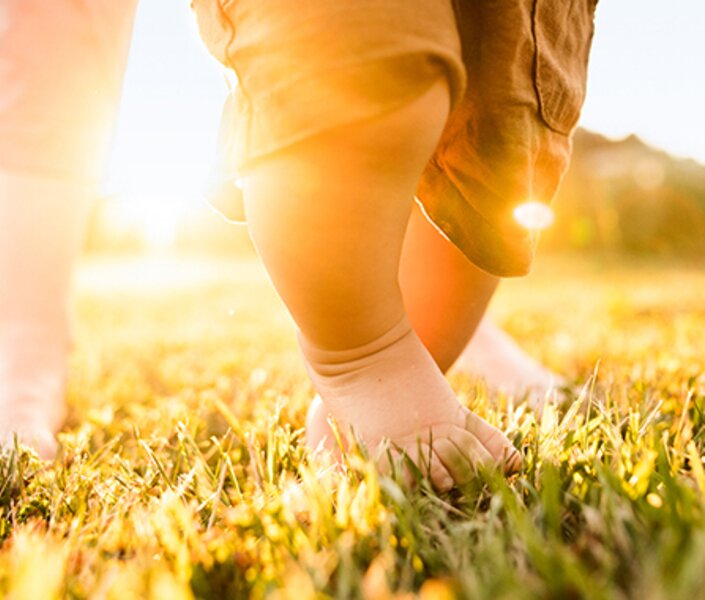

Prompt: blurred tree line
[{"left": 541, "top": 129, "right": 705, "bottom": 255}]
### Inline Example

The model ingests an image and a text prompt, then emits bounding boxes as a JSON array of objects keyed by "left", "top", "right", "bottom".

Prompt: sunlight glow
[
  {"left": 106, "top": 193, "right": 197, "bottom": 249},
  {"left": 122, "top": 199, "right": 178, "bottom": 249},
  {"left": 513, "top": 201, "right": 555, "bottom": 231}
]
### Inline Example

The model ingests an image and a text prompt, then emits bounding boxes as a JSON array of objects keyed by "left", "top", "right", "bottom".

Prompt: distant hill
[{"left": 542, "top": 129, "right": 705, "bottom": 255}]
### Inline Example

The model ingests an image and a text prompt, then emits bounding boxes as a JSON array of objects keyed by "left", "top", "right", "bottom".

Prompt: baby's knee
[
  {"left": 254, "top": 75, "right": 451, "bottom": 186},
  {"left": 370, "top": 75, "right": 452, "bottom": 149},
  {"left": 331, "top": 76, "right": 452, "bottom": 175}
]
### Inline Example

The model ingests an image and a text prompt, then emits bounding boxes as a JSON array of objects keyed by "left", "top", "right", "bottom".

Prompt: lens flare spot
[{"left": 513, "top": 201, "right": 555, "bottom": 231}]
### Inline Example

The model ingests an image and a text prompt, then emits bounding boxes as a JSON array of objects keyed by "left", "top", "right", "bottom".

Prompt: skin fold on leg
[{"left": 245, "top": 78, "right": 520, "bottom": 490}]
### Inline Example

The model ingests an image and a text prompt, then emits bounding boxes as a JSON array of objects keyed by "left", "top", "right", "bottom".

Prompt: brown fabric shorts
[{"left": 193, "top": 0, "right": 597, "bottom": 276}]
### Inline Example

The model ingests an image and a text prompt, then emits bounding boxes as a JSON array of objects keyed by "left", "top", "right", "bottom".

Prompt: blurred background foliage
[{"left": 542, "top": 129, "right": 705, "bottom": 256}]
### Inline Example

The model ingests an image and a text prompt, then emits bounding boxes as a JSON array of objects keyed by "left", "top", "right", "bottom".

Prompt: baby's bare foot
[
  {"left": 300, "top": 316, "right": 520, "bottom": 491},
  {"left": 453, "top": 316, "right": 566, "bottom": 408},
  {"left": 306, "top": 394, "right": 519, "bottom": 489}
]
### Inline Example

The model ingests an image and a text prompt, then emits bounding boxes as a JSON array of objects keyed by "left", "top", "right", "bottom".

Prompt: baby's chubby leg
[
  {"left": 399, "top": 202, "right": 500, "bottom": 373},
  {"left": 245, "top": 78, "right": 519, "bottom": 489}
]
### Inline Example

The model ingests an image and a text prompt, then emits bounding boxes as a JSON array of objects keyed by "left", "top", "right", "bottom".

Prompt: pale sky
[
  {"left": 107, "top": 0, "right": 705, "bottom": 202},
  {"left": 581, "top": 0, "right": 705, "bottom": 161}
]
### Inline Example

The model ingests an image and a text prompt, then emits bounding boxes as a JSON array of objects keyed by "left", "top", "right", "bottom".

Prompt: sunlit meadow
[
  {"left": 1, "top": 248, "right": 704, "bottom": 599},
  {"left": 2, "top": 0, "right": 705, "bottom": 596}
]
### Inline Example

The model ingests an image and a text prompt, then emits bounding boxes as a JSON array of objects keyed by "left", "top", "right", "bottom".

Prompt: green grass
[{"left": 1, "top": 253, "right": 705, "bottom": 599}]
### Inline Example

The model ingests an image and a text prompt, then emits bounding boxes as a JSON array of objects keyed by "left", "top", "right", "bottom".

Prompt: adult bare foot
[
  {"left": 0, "top": 413, "right": 58, "bottom": 460},
  {"left": 0, "top": 324, "right": 67, "bottom": 460}
]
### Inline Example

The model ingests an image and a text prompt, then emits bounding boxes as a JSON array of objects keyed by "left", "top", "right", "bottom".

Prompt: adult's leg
[
  {"left": 0, "top": 175, "right": 93, "bottom": 457},
  {"left": 0, "top": 0, "right": 138, "bottom": 457},
  {"left": 246, "top": 78, "right": 519, "bottom": 490}
]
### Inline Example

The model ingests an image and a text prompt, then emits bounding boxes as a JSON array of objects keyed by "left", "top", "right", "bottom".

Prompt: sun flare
[
  {"left": 104, "top": 192, "right": 201, "bottom": 250},
  {"left": 513, "top": 201, "right": 555, "bottom": 231}
]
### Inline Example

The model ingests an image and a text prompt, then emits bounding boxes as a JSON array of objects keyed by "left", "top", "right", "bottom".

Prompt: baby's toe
[
  {"left": 432, "top": 428, "right": 494, "bottom": 486},
  {"left": 503, "top": 445, "right": 522, "bottom": 475},
  {"left": 417, "top": 442, "right": 454, "bottom": 492},
  {"left": 463, "top": 410, "right": 518, "bottom": 465},
  {"left": 379, "top": 442, "right": 454, "bottom": 492}
]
